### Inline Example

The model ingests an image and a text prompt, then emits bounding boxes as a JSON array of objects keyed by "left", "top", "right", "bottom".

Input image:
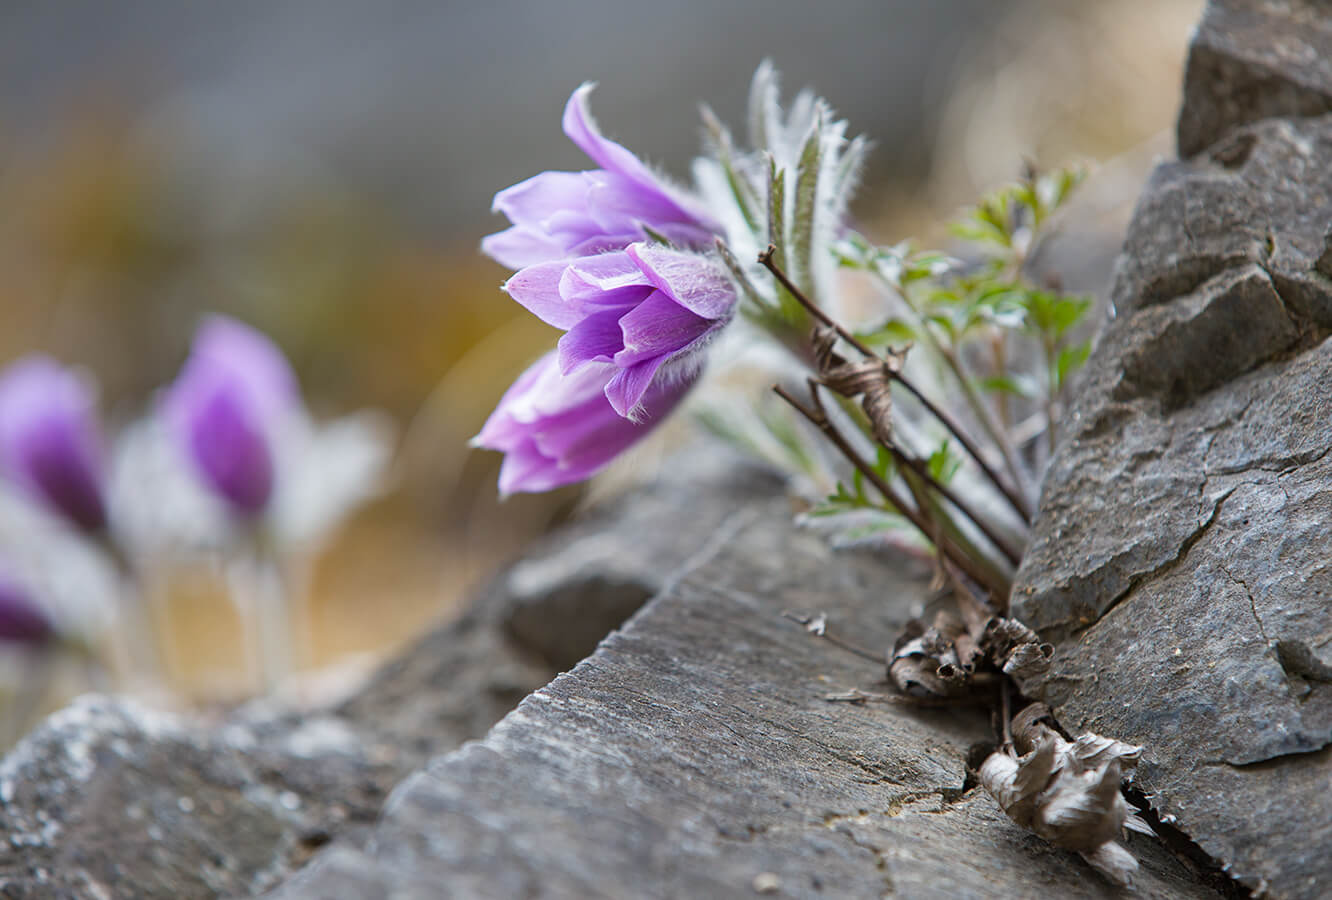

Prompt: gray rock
[
  {"left": 0, "top": 446, "right": 778, "bottom": 898},
  {"left": 1014, "top": 23, "right": 1332, "bottom": 898},
  {"left": 271, "top": 502, "right": 1215, "bottom": 900},
  {"left": 1178, "top": 0, "right": 1332, "bottom": 158}
]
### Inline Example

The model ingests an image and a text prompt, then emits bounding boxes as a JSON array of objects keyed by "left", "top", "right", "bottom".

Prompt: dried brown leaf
[
  {"left": 982, "top": 704, "right": 1149, "bottom": 886},
  {"left": 810, "top": 326, "right": 906, "bottom": 446},
  {"left": 1080, "top": 841, "right": 1139, "bottom": 887}
]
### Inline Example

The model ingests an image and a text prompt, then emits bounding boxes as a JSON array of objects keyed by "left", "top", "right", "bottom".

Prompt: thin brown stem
[
  {"left": 826, "top": 393, "right": 1020, "bottom": 567},
  {"left": 774, "top": 383, "right": 1010, "bottom": 601},
  {"left": 758, "top": 244, "right": 1032, "bottom": 524},
  {"left": 884, "top": 444, "right": 1023, "bottom": 567}
]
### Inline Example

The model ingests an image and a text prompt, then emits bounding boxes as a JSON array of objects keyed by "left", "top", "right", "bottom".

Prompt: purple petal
[
  {"left": 0, "top": 355, "right": 107, "bottom": 533},
  {"left": 562, "top": 252, "right": 652, "bottom": 296},
  {"left": 612, "top": 290, "right": 712, "bottom": 368},
  {"left": 626, "top": 243, "right": 738, "bottom": 320},
  {"left": 503, "top": 261, "right": 582, "bottom": 329},
  {"left": 189, "top": 316, "right": 299, "bottom": 424},
  {"left": 534, "top": 374, "right": 691, "bottom": 467},
  {"left": 0, "top": 565, "right": 54, "bottom": 646},
  {"left": 604, "top": 357, "right": 667, "bottom": 420},
  {"left": 166, "top": 316, "right": 296, "bottom": 514},
  {"left": 179, "top": 379, "right": 275, "bottom": 514},
  {"left": 492, "top": 171, "right": 591, "bottom": 226},
  {"left": 562, "top": 85, "right": 722, "bottom": 235},
  {"left": 473, "top": 352, "right": 695, "bottom": 495},
  {"left": 562, "top": 84, "right": 663, "bottom": 189},
  {"left": 558, "top": 309, "right": 625, "bottom": 373},
  {"left": 481, "top": 225, "right": 566, "bottom": 270}
]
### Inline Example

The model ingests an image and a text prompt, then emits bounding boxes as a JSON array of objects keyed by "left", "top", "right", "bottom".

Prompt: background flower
[
  {"left": 0, "top": 356, "right": 109, "bottom": 534},
  {"left": 473, "top": 351, "right": 694, "bottom": 495},
  {"left": 0, "top": 563, "right": 54, "bottom": 647},
  {"left": 164, "top": 316, "right": 299, "bottom": 516}
]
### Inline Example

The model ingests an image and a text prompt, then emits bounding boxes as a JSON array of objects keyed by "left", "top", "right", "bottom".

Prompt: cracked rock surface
[
  {"left": 1013, "top": 2, "right": 1332, "bottom": 896},
  {"left": 0, "top": 450, "right": 777, "bottom": 898},
  {"left": 272, "top": 499, "right": 1213, "bottom": 900}
]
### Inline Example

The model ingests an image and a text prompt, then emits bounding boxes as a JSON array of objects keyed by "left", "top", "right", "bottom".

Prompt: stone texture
[
  {"left": 0, "top": 447, "right": 778, "bottom": 899},
  {"left": 1013, "top": 15, "right": 1332, "bottom": 896},
  {"left": 272, "top": 501, "right": 1216, "bottom": 900},
  {"left": 1178, "top": 0, "right": 1332, "bottom": 158}
]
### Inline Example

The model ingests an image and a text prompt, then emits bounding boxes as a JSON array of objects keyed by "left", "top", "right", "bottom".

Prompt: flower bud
[
  {"left": 0, "top": 355, "right": 108, "bottom": 534},
  {"left": 0, "top": 564, "right": 54, "bottom": 647},
  {"left": 165, "top": 316, "right": 298, "bottom": 515}
]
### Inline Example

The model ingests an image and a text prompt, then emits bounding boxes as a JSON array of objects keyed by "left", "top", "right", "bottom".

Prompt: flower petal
[
  {"left": 563, "top": 251, "right": 652, "bottom": 294},
  {"left": 474, "top": 352, "right": 695, "bottom": 494},
  {"left": 604, "top": 357, "right": 667, "bottom": 420},
  {"left": 562, "top": 84, "right": 662, "bottom": 189},
  {"left": 0, "top": 355, "right": 108, "bottom": 533},
  {"left": 492, "top": 171, "right": 590, "bottom": 226},
  {"left": 503, "top": 261, "right": 585, "bottom": 329},
  {"left": 613, "top": 290, "right": 713, "bottom": 368},
  {"left": 558, "top": 309, "right": 625, "bottom": 373},
  {"left": 626, "top": 243, "right": 737, "bottom": 320},
  {"left": 481, "top": 225, "right": 566, "bottom": 270}
]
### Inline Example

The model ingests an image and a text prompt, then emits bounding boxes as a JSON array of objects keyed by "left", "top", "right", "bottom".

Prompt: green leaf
[
  {"left": 855, "top": 317, "right": 917, "bottom": 347},
  {"left": 1055, "top": 340, "right": 1092, "bottom": 387},
  {"left": 701, "top": 106, "right": 760, "bottom": 233},
  {"left": 791, "top": 112, "right": 823, "bottom": 293},
  {"left": 979, "top": 374, "right": 1037, "bottom": 399},
  {"left": 767, "top": 156, "right": 786, "bottom": 260},
  {"left": 949, "top": 220, "right": 1006, "bottom": 247},
  {"left": 927, "top": 440, "right": 962, "bottom": 485}
]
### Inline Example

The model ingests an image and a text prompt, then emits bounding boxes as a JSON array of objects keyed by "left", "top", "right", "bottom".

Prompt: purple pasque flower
[
  {"left": 0, "top": 355, "right": 109, "bottom": 534},
  {"left": 482, "top": 83, "right": 720, "bottom": 269},
  {"left": 0, "top": 564, "right": 54, "bottom": 647},
  {"left": 503, "top": 241, "right": 735, "bottom": 420},
  {"left": 473, "top": 351, "right": 694, "bottom": 495},
  {"left": 165, "top": 316, "right": 299, "bottom": 516}
]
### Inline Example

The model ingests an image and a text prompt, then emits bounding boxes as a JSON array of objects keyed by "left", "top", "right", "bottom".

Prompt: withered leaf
[
  {"left": 810, "top": 326, "right": 906, "bottom": 446},
  {"left": 981, "top": 702, "right": 1150, "bottom": 887}
]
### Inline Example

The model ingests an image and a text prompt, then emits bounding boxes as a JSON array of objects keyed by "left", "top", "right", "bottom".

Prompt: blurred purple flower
[
  {"left": 482, "top": 83, "right": 720, "bottom": 269},
  {"left": 503, "top": 241, "right": 735, "bottom": 420},
  {"left": 0, "top": 356, "right": 109, "bottom": 534},
  {"left": 0, "top": 564, "right": 53, "bottom": 647},
  {"left": 165, "top": 316, "right": 299, "bottom": 515},
  {"left": 473, "top": 351, "right": 693, "bottom": 495}
]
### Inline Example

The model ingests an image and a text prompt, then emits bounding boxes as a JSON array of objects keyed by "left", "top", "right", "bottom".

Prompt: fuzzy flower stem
[
  {"left": 228, "top": 543, "right": 296, "bottom": 696},
  {"left": 773, "top": 383, "right": 1011, "bottom": 600},
  {"left": 95, "top": 533, "right": 167, "bottom": 689},
  {"left": 758, "top": 246, "right": 1032, "bottom": 525}
]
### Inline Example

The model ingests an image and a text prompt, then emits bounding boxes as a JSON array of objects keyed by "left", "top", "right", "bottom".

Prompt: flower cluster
[
  {"left": 474, "top": 85, "right": 737, "bottom": 494},
  {"left": 0, "top": 316, "right": 390, "bottom": 716}
]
